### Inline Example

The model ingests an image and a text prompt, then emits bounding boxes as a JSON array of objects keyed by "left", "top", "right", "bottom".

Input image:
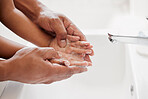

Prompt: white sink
[
  {"left": 20, "top": 32, "right": 137, "bottom": 99},
  {"left": 0, "top": 30, "right": 139, "bottom": 99},
  {"left": 128, "top": 44, "right": 148, "bottom": 99}
]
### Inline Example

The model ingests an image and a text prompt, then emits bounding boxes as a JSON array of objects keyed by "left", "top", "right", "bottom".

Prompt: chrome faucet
[{"left": 108, "top": 32, "right": 148, "bottom": 46}]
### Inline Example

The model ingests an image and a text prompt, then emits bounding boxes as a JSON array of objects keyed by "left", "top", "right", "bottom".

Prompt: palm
[{"left": 49, "top": 38, "right": 93, "bottom": 66}]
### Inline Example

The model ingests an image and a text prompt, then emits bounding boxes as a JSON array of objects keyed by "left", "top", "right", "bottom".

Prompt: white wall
[
  {"left": 40, "top": 0, "right": 130, "bottom": 29},
  {"left": 130, "top": 0, "right": 148, "bottom": 16},
  {"left": 0, "top": 0, "right": 130, "bottom": 43},
  {"left": 109, "top": 0, "right": 148, "bottom": 34}
]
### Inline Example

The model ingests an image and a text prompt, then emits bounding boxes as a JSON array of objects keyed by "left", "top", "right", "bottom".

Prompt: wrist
[
  {"left": 34, "top": 8, "right": 52, "bottom": 24},
  {"left": 0, "top": 60, "right": 9, "bottom": 81}
]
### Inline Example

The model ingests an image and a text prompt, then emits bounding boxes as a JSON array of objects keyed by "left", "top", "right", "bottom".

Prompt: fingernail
[
  {"left": 83, "top": 42, "right": 89, "bottom": 46},
  {"left": 60, "top": 40, "right": 66, "bottom": 48},
  {"left": 64, "top": 61, "right": 70, "bottom": 66},
  {"left": 86, "top": 50, "right": 92, "bottom": 54}
]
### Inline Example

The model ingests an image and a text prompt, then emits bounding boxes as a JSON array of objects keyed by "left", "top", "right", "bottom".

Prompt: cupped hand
[
  {"left": 49, "top": 36, "right": 94, "bottom": 66},
  {"left": 35, "top": 10, "right": 86, "bottom": 48},
  {"left": 2, "top": 47, "right": 87, "bottom": 84}
]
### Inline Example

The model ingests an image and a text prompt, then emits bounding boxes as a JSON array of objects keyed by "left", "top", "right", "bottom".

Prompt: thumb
[{"left": 53, "top": 20, "right": 67, "bottom": 48}]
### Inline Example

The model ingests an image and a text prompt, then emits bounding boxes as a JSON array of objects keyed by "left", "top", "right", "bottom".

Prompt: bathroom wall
[
  {"left": 108, "top": 0, "right": 148, "bottom": 34},
  {"left": 0, "top": 0, "right": 130, "bottom": 43},
  {"left": 40, "top": 0, "right": 130, "bottom": 29},
  {"left": 130, "top": 0, "right": 148, "bottom": 16}
]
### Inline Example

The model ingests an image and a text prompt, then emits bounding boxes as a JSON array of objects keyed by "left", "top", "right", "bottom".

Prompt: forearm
[
  {"left": 0, "top": 0, "right": 52, "bottom": 47},
  {"left": 0, "top": 60, "right": 7, "bottom": 81},
  {"left": 14, "top": 0, "right": 47, "bottom": 22},
  {"left": 0, "top": 36, "right": 25, "bottom": 59}
]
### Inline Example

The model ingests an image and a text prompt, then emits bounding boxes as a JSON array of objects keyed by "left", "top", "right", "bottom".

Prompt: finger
[
  {"left": 71, "top": 42, "right": 94, "bottom": 55},
  {"left": 70, "top": 61, "right": 90, "bottom": 66},
  {"left": 37, "top": 47, "right": 60, "bottom": 59},
  {"left": 83, "top": 44, "right": 93, "bottom": 49},
  {"left": 71, "top": 47, "right": 92, "bottom": 54},
  {"left": 67, "top": 26, "right": 74, "bottom": 35},
  {"left": 50, "top": 59, "right": 70, "bottom": 66},
  {"left": 90, "top": 49, "right": 94, "bottom": 56},
  {"left": 41, "top": 62, "right": 73, "bottom": 83},
  {"left": 79, "top": 41, "right": 90, "bottom": 46},
  {"left": 52, "top": 64, "right": 87, "bottom": 75},
  {"left": 52, "top": 64, "right": 73, "bottom": 79},
  {"left": 70, "top": 41, "right": 91, "bottom": 48},
  {"left": 78, "top": 42, "right": 93, "bottom": 49},
  {"left": 69, "top": 66, "right": 88, "bottom": 74},
  {"left": 52, "top": 19, "right": 67, "bottom": 48},
  {"left": 78, "top": 53, "right": 85, "bottom": 57},
  {"left": 70, "top": 24, "right": 86, "bottom": 41},
  {"left": 44, "top": 74, "right": 72, "bottom": 83},
  {"left": 62, "top": 17, "right": 86, "bottom": 41},
  {"left": 67, "top": 35, "right": 80, "bottom": 42},
  {"left": 84, "top": 55, "right": 92, "bottom": 63},
  {"left": 88, "top": 62, "right": 92, "bottom": 66}
]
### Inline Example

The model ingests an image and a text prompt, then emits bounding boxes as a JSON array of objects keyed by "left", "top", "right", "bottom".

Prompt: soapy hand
[
  {"left": 36, "top": 11, "right": 86, "bottom": 48},
  {"left": 49, "top": 36, "right": 94, "bottom": 66},
  {"left": 1, "top": 47, "right": 87, "bottom": 84}
]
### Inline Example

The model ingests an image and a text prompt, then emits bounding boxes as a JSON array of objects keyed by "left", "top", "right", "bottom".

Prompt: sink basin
[
  {"left": 19, "top": 31, "right": 137, "bottom": 99},
  {"left": 0, "top": 30, "right": 138, "bottom": 99}
]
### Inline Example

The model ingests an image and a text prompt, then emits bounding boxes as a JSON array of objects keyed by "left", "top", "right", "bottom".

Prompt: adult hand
[
  {"left": 1, "top": 47, "right": 87, "bottom": 84},
  {"left": 35, "top": 10, "right": 86, "bottom": 48},
  {"left": 14, "top": 0, "right": 86, "bottom": 47}
]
